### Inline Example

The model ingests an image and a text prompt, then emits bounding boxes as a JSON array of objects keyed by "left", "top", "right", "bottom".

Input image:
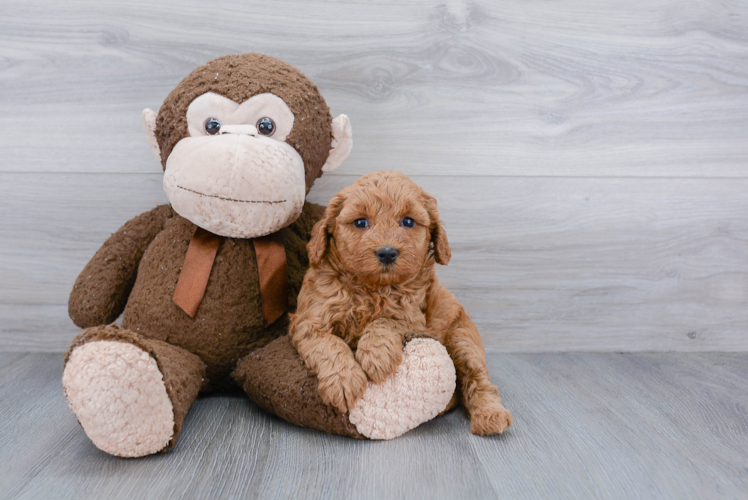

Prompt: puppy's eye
[
  {"left": 353, "top": 219, "right": 369, "bottom": 229},
  {"left": 256, "top": 117, "right": 276, "bottom": 136},
  {"left": 204, "top": 118, "right": 221, "bottom": 135},
  {"left": 401, "top": 217, "right": 416, "bottom": 228}
]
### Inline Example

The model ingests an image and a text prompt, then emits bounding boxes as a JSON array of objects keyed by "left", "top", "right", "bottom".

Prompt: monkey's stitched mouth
[{"left": 177, "top": 185, "right": 286, "bottom": 204}]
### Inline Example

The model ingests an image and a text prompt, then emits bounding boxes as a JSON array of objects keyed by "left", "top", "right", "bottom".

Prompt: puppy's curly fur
[{"left": 290, "top": 171, "right": 512, "bottom": 435}]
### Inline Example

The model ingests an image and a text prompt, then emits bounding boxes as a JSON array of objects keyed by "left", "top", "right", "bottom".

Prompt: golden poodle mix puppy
[{"left": 290, "top": 171, "right": 512, "bottom": 435}]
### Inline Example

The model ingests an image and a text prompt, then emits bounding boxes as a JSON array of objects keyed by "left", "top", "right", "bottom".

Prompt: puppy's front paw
[
  {"left": 317, "top": 363, "right": 368, "bottom": 413},
  {"left": 356, "top": 341, "right": 403, "bottom": 384},
  {"left": 470, "top": 401, "right": 513, "bottom": 436}
]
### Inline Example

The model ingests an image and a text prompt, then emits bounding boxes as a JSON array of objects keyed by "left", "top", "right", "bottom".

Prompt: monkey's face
[
  {"left": 162, "top": 92, "right": 306, "bottom": 238},
  {"left": 143, "top": 53, "right": 353, "bottom": 239}
]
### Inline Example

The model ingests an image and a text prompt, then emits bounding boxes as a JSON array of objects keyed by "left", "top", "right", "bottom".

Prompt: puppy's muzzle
[{"left": 375, "top": 246, "right": 398, "bottom": 265}]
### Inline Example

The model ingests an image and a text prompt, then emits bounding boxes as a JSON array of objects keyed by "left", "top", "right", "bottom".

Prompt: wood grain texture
[
  {"left": 1, "top": 352, "right": 746, "bottom": 499},
  {"left": 2, "top": 0, "right": 748, "bottom": 352},
  {"left": 2, "top": 173, "right": 747, "bottom": 352},
  {"left": 0, "top": 0, "right": 747, "bottom": 177}
]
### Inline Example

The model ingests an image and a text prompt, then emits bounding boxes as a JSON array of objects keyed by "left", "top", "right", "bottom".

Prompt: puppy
[{"left": 290, "top": 171, "right": 512, "bottom": 435}]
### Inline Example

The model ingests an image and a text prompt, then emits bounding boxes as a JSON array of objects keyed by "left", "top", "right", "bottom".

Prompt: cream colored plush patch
[
  {"left": 322, "top": 114, "right": 352, "bottom": 173},
  {"left": 142, "top": 108, "right": 161, "bottom": 164},
  {"left": 186, "top": 92, "right": 295, "bottom": 142},
  {"left": 162, "top": 134, "right": 306, "bottom": 238},
  {"left": 62, "top": 341, "right": 174, "bottom": 458},
  {"left": 349, "top": 338, "right": 456, "bottom": 440}
]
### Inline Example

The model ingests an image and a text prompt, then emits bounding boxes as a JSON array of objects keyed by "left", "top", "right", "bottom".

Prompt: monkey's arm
[{"left": 69, "top": 204, "right": 174, "bottom": 328}]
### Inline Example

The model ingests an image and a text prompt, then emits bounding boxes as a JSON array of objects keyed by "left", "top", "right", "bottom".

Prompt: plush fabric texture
[
  {"left": 348, "top": 338, "right": 456, "bottom": 439},
  {"left": 68, "top": 202, "right": 323, "bottom": 392},
  {"left": 142, "top": 108, "right": 161, "bottom": 162},
  {"left": 69, "top": 204, "right": 175, "bottom": 328},
  {"left": 68, "top": 202, "right": 323, "bottom": 390},
  {"left": 155, "top": 53, "right": 332, "bottom": 193},
  {"left": 233, "top": 335, "right": 365, "bottom": 439},
  {"left": 236, "top": 336, "right": 456, "bottom": 440},
  {"left": 63, "top": 324, "right": 205, "bottom": 456},
  {"left": 162, "top": 133, "right": 306, "bottom": 238},
  {"left": 322, "top": 114, "right": 353, "bottom": 173},
  {"left": 63, "top": 341, "right": 175, "bottom": 457},
  {"left": 185, "top": 92, "right": 295, "bottom": 141}
]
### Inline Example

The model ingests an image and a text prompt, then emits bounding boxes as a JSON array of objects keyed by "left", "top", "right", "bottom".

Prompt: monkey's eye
[
  {"left": 204, "top": 118, "right": 221, "bottom": 135},
  {"left": 401, "top": 217, "right": 416, "bottom": 228},
  {"left": 353, "top": 219, "right": 369, "bottom": 229},
  {"left": 256, "top": 117, "right": 276, "bottom": 136}
]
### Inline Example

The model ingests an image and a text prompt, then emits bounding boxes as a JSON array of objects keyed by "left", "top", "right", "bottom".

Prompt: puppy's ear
[
  {"left": 308, "top": 193, "right": 346, "bottom": 266},
  {"left": 424, "top": 194, "right": 451, "bottom": 265}
]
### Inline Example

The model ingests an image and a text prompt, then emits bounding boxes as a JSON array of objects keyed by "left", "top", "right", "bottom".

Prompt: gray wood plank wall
[{"left": 1, "top": 0, "right": 747, "bottom": 352}]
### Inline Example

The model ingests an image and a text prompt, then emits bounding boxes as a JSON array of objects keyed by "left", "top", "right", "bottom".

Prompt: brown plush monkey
[{"left": 63, "top": 54, "right": 454, "bottom": 457}]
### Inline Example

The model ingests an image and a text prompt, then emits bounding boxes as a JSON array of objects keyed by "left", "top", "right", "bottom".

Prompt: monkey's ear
[
  {"left": 322, "top": 114, "right": 352, "bottom": 173},
  {"left": 308, "top": 193, "right": 346, "bottom": 266},
  {"left": 142, "top": 108, "right": 162, "bottom": 165}
]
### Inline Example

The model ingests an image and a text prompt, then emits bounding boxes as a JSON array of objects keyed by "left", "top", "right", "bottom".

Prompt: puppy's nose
[{"left": 375, "top": 246, "right": 398, "bottom": 265}]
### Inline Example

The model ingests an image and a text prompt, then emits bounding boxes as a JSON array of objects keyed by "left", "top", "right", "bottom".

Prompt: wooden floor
[{"left": 1, "top": 352, "right": 746, "bottom": 499}]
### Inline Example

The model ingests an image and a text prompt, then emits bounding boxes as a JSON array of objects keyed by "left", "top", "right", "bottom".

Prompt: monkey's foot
[
  {"left": 348, "top": 338, "right": 456, "bottom": 440},
  {"left": 63, "top": 340, "right": 175, "bottom": 457}
]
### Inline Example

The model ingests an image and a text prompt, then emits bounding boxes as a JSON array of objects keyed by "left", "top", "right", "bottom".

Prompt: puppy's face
[
  {"left": 309, "top": 171, "right": 451, "bottom": 288},
  {"left": 334, "top": 188, "right": 432, "bottom": 286}
]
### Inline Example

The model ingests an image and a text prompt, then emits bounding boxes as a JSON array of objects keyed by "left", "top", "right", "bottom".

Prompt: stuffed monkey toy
[{"left": 62, "top": 53, "right": 456, "bottom": 457}]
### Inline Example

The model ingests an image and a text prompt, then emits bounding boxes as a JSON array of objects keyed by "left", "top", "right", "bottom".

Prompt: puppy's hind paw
[{"left": 470, "top": 403, "right": 513, "bottom": 436}]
